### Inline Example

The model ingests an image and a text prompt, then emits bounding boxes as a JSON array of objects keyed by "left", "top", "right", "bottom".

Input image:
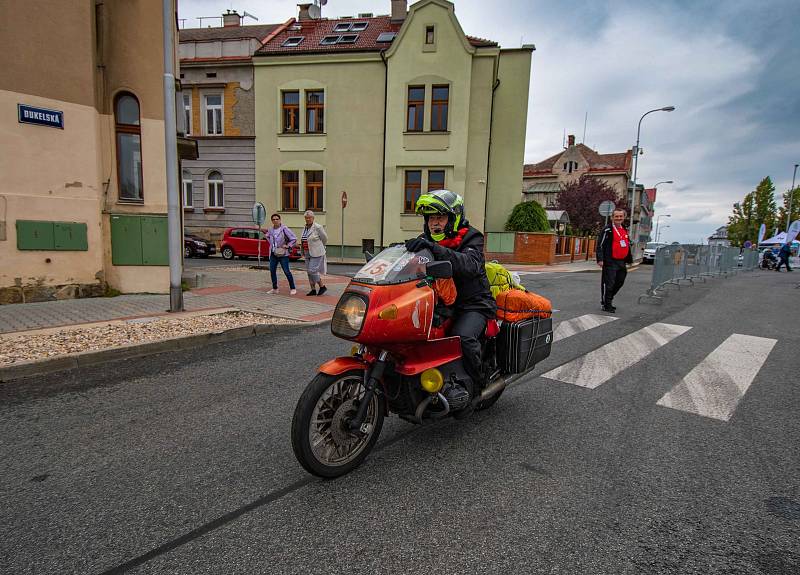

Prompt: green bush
[{"left": 504, "top": 200, "right": 550, "bottom": 232}]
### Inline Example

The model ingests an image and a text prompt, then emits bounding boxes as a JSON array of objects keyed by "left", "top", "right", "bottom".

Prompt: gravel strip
[{"left": 0, "top": 312, "right": 297, "bottom": 366}]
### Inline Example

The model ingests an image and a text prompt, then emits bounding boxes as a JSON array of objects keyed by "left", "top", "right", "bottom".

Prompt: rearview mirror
[{"left": 426, "top": 260, "right": 452, "bottom": 279}]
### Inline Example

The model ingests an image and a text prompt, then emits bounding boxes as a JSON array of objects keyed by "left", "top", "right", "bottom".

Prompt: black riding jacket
[
  {"left": 425, "top": 225, "right": 497, "bottom": 319},
  {"left": 596, "top": 224, "right": 634, "bottom": 264}
]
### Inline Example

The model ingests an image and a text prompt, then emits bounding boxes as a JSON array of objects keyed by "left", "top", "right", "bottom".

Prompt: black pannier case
[{"left": 496, "top": 317, "right": 553, "bottom": 374}]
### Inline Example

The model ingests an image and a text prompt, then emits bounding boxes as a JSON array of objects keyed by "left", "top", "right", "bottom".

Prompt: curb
[{"left": 0, "top": 318, "right": 330, "bottom": 383}]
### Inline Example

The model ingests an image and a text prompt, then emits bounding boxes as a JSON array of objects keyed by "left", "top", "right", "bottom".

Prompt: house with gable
[
  {"left": 252, "top": 0, "right": 534, "bottom": 256},
  {"left": 522, "top": 134, "right": 633, "bottom": 209}
]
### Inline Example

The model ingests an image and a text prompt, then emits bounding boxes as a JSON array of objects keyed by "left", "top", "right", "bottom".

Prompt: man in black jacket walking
[
  {"left": 596, "top": 208, "right": 634, "bottom": 312},
  {"left": 405, "top": 189, "right": 496, "bottom": 414}
]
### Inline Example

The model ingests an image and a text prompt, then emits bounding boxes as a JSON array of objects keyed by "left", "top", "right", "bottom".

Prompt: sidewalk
[
  {"left": 0, "top": 258, "right": 616, "bottom": 336},
  {"left": 0, "top": 265, "right": 348, "bottom": 335}
]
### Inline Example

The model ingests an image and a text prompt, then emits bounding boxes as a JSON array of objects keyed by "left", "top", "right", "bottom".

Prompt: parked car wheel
[
  {"left": 221, "top": 246, "right": 235, "bottom": 260},
  {"left": 184, "top": 245, "right": 194, "bottom": 258}
]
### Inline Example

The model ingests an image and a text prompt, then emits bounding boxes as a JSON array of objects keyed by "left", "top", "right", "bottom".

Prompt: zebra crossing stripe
[
  {"left": 656, "top": 333, "right": 777, "bottom": 421},
  {"left": 554, "top": 314, "right": 618, "bottom": 341},
  {"left": 542, "top": 322, "right": 691, "bottom": 389}
]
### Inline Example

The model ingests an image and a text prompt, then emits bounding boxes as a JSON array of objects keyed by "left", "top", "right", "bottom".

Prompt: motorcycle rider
[{"left": 404, "top": 189, "right": 496, "bottom": 415}]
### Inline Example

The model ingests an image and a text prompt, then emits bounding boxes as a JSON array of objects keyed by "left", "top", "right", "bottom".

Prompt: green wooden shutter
[
  {"left": 141, "top": 216, "right": 169, "bottom": 266},
  {"left": 110, "top": 215, "right": 143, "bottom": 265}
]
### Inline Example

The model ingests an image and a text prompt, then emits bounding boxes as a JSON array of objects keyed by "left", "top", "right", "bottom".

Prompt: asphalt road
[{"left": 1, "top": 268, "right": 798, "bottom": 575}]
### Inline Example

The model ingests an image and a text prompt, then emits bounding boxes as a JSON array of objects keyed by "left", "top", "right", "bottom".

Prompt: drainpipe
[
  {"left": 379, "top": 49, "right": 388, "bottom": 250},
  {"left": 163, "top": 0, "right": 183, "bottom": 311},
  {"left": 483, "top": 76, "right": 500, "bottom": 232}
]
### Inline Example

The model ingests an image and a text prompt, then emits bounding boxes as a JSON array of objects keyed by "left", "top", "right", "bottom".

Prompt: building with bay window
[{"left": 253, "top": 0, "right": 533, "bottom": 256}]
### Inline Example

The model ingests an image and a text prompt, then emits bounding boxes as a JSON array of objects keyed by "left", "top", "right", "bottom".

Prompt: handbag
[{"left": 272, "top": 228, "right": 289, "bottom": 257}]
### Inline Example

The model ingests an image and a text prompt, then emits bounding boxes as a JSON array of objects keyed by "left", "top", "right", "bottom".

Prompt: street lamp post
[
  {"left": 786, "top": 163, "right": 799, "bottom": 232},
  {"left": 650, "top": 180, "right": 673, "bottom": 242},
  {"left": 657, "top": 225, "right": 670, "bottom": 243},
  {"left": 654, "top": 214, "right": 671, "bottom": 244},
  {"left": 629, "top": 106, "right": 675, "bottom": 258}
]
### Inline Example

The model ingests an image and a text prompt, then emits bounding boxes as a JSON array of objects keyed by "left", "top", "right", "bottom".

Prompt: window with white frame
[
  {"left": 182, "top": 169, "right": 193, "bottom": 207},
  {"left": 207, "top": 171, "right": 224, "bottom": 207},
  {"left": 183, "top": 92, "right": 192, "bottom": 135},
  {"left": 204, "top": 94, "right": 223, "bottom": 135}
]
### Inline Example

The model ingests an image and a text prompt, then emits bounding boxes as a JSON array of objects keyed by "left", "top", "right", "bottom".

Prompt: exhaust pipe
[
  {"left": 477, "top": 379, "right": 507, "bottom": 403},
  {"left": 414, "top": 392, "right": 449, "bottom": 423}
]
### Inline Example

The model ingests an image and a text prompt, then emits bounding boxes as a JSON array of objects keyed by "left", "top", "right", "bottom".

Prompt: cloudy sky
[{"left": 179, "top": 0, "right": 799, "bottom": 243}]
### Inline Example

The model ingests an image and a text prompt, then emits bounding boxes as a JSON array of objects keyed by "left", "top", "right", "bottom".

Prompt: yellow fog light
[
  {"left": 351, "top": 345, "right": 361, "bottom": 356},
  {"left": 378, "top": 304, "right": 398, "bottom": 320},
  {"left": 420, "top": 368, "right": 444, "bottom": 394}
]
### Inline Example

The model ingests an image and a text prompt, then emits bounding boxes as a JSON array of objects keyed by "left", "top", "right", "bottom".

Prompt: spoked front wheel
[{"left": 291, "top": 370, "right": 385, "bottom": 478}]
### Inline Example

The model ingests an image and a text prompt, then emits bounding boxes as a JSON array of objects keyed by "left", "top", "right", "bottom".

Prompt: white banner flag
[
  {"left": 787, "top": 220, "right": 800, "bottom": 244},
  {"left": 757, "top": 223, "right": 766, "bottom": 244}
]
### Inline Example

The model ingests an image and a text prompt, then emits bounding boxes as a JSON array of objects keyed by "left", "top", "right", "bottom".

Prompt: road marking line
[
  {"left": 656, "top": 333, "right": 777, "bottom": 421},
  {"left": 554, "top": 314, "right": 618, "bottom": 341},
  {"left": 542, "top": 322, "right": 691, "bottom": 389}
]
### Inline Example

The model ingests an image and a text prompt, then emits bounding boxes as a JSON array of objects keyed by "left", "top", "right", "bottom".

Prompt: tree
[
  {"left": 555, "top": 175, "right": 629, "bottom": 236},
  {"left": 778, "top": 186, "right": 800, "bottom": 230},
  {"left": 505, "top": 200, "right": 550, "bottom": 232},
  {"left": 727, "top": 177, "right": 778, "bottom": 246}
]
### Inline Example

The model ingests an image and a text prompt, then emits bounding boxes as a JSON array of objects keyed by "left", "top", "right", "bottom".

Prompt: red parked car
[
  {"left": 219, "top": 227, "right": 302, "bottom": 261},
  {"left": 220, "top": 227, "right": 269, "bottom": 260}
]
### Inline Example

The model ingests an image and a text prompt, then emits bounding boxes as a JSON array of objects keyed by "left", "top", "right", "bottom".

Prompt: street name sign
[{"left": 18, "top": 104, "right": 64, "bottom": 129}]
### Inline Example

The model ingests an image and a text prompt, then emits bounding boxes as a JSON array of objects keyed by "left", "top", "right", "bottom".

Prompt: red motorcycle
[{"left": 291, "top": 245, "right": 553, "bottom": 477}]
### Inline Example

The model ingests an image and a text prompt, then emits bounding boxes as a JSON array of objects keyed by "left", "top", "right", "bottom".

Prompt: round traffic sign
[
  {"left": 744, "top": 240, "right": 752, "bottom": 249},
  {"left": 251, "top": 202, "right": 267, "bottom": 227},
  {"left": 598, "top": 200, "right": 616, "bottom": 217}
]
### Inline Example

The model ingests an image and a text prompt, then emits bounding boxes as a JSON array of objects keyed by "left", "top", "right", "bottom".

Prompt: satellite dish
[{"left": 308, "top": 4, "right": 321, "bottom": 19}]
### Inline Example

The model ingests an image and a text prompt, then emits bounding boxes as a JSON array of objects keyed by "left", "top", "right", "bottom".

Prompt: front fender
[{"left": 319, "top": 356, "right": 369, "bottom": 376}]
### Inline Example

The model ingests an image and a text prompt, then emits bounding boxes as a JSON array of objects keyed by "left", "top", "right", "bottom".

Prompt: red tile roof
[
  {"left": 256, "top": 17, "right": 497, "bottom": 56},
  {"left": 179, "top": 23, "right": 283, "bottom": 43},
  {"left": 524, "top": 144, "right": 632, "bottom": 176}
]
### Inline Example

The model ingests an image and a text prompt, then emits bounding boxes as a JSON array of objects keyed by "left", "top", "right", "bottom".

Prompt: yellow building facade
[{"left": 254, "top": 0, "right": 533, "bottom": 256}]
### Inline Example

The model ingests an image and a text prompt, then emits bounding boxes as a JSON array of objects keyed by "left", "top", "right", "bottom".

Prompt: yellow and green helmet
[{"left": 414, "top": 189, "right": 465, "bottom": 241}]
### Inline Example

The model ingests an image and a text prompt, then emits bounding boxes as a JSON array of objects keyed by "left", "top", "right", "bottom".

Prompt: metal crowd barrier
[{"left": 639, "top": 244, "right": 758, "bottom": 303}]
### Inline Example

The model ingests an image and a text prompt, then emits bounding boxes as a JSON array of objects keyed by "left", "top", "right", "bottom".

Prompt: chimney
[
  {"left": 391, "top": 0, "right": 407, "bottom": 23},
  {"left": 567, "top": 134, "right": 575, "bottom": 147},
  {"left": 222, "top": 9, "right": 240, "bottom": 27},
  {"left": 297, "top": 3, "right": 313, "bottom": 21}
]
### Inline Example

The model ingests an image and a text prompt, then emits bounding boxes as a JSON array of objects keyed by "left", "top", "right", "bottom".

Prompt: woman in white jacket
[{"left": 301, "top": 210, "right": 328, "bottom": 296}]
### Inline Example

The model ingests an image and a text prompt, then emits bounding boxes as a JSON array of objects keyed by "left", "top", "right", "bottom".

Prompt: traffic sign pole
[
  {"left": 252, "top": 202, "right": 267, "bottom": 268},
  {"left": 341, "top": 191, "right": 348, "bottom": 263}
]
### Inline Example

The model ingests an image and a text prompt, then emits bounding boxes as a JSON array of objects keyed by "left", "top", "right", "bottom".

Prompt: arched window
[
  {"left": 115, "top": 93, "right": 143, "bottom": 201},
  {"left": 182, "top": 170, "right": 193, "bottom": 208},
  {"left": 207, "top": 171, "right": 224, "bottom": 208}
]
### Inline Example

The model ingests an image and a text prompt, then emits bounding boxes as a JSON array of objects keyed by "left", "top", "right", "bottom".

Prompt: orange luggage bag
[{"left": 496, "top": 289, "right": 552, "bottom": 322}]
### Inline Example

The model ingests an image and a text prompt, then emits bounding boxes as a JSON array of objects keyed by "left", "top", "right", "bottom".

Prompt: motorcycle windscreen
[{"left": 353, "top": 245, "right": 433, "bottom": 285}]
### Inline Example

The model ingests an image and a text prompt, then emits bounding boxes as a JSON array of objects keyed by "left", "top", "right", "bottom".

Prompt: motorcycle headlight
[{"left": 331, "top": 293, "right": 368, "bottom": 338}]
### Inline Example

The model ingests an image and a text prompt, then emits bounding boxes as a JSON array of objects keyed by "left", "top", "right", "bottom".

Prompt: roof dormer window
[
  {"left": 563, "top": 161, "right": 579, "bottom": 174},
  {"left": 338, "top": 34, "right": 358, "bottom": 44},
  {"left": 321, "top": 35, "right": 340, "bottom": 45},
  {"left": 334, "top": 21, "right": 368, "bottom": 32},
  {"left": 282, "top": 36, "right": 304, "bottom": 47}
]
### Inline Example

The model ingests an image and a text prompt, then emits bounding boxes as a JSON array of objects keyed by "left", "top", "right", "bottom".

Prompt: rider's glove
[{"left": 405, "top": 237, "right": 433, "bottom": 253}]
